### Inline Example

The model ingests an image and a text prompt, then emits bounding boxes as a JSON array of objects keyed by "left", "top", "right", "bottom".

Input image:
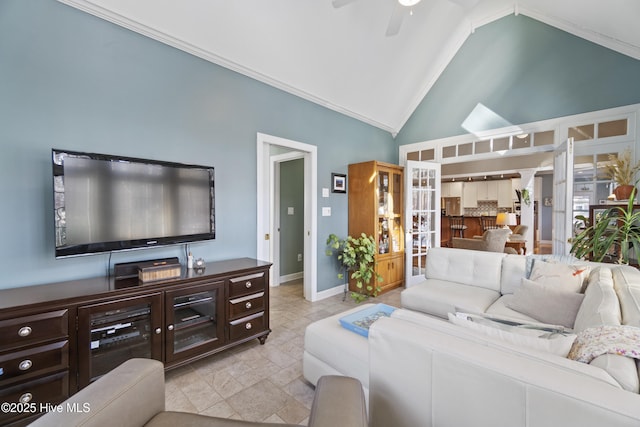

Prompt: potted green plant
[
  {"left": 571, "top": 188, "right": 640, "bottom": 264},
  {"left": 326, "top": 233, "right": 383, "bottom": 302},
  {"left": 605, "top": 149, "right": 640, "bottom": 201}
]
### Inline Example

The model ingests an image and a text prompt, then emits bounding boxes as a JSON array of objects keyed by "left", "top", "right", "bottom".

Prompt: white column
[{"left": 519, "top": 169, "right": 537, "bottom": 254}]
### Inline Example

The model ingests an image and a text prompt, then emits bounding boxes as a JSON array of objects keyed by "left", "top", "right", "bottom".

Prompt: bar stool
[{"left": 448, "top": 215, "right": 466, "bottom": 246}]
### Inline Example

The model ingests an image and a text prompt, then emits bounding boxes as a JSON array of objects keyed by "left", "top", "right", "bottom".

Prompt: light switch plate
[
  {"left": 322, "top": 188, "right": 330, "bottom": 198},
  {"left": 288, "top": 207, "right": 294, "bottom": 215},
  {"left": 322, "top": 207, "right": 331, "bottom": 216}
]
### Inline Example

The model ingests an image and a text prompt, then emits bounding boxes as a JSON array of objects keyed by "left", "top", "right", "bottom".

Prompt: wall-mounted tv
[{"left": 52, "top": 149, "right": 215, "bottom": 258}]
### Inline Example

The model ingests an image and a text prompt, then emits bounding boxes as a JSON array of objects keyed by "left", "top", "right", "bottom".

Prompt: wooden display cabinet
[{"left": 348, "top": 161, "right": 404, "bottom": 293}]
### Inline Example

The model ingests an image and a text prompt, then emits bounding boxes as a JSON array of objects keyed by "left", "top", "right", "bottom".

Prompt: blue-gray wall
[
  {"left": 0, "top": 0, "right": 395, "bottom": 290},
  {"left": 396, "top": 14, "right": 640, "bottom": 144}
]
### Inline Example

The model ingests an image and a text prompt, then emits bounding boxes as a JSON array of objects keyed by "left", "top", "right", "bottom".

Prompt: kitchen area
[{"left": 441, "top": 176, "right": 540, "bottom": 251}]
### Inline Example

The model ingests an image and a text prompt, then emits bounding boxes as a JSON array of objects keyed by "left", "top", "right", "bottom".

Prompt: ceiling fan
[{"left": 332, "top": 0, "right": 475, "bottom": 37}]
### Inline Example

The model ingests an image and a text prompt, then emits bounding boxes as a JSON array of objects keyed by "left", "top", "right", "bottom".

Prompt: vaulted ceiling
[{"left": 59, "top": 0, "right": 640, "bottom": 136}]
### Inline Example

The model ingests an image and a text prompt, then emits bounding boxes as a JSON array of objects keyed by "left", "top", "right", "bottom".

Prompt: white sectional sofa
[{"left": 303, "top": 247, "right": 640, "bottom": 427}]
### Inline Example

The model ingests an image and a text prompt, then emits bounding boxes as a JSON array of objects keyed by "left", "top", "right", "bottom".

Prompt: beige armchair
[
  {"left": 31, "top": 358, "right": 367, "bottom": 427},
  {"left": 510, "top": 224, "right": 528, "bottom": 241},
  {"left": 452, "top": 228, "right": 511, "bottom": 253}
]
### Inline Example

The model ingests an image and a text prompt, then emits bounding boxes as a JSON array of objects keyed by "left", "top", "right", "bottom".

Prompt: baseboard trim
[
  {"left": 280, "top": 272, "right": 303, "bottom": 283},
  {"left": 315, "top": 284, "right": 347, "bottom": 301}
]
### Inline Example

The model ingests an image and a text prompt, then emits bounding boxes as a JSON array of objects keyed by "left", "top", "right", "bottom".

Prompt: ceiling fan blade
[
  {"left": 332, "top": 0, "right": 358, "bottom": 8},
  {"left": 385, "top": 3, "right": 405, "bottom": 37}
]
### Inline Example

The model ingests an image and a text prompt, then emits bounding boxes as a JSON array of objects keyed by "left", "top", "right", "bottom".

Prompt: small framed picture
[
  {"left": 544, "top": 197, "right": 553, "bottom": 207},
  {"left": 332, "top": 173, "right": 347, "bottom": 193}
]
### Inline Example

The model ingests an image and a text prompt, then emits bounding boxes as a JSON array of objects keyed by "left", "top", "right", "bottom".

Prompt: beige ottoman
[{"left": 303, "top": 304, "right": 374, "bottom": 403}]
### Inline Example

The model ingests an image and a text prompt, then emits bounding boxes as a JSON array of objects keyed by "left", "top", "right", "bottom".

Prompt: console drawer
[
  {"left": 229, "top": 272, "right": 265, "bottom": 298},
  {"left": 0, "top": 371, "right": 69, "bottom": 425},
  {"left": 228, "top": 292, "right": 265, "bottom": 320},
  {"left": 0, "top": 310, "right": 68, "bottom": 350},
  {"left": 0, "top": 340, "right": 69, "bottom": 386},
  {"left": 229, "top": 312, "right": 265, "bottom": 341}
]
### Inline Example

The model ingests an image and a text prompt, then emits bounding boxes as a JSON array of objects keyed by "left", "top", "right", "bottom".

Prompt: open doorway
[{"left": 256, "top": 133, "right": 318, "bottom": 301}]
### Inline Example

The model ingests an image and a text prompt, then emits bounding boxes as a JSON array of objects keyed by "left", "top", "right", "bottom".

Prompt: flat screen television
[{"left": 52, "top": 149, "right": 215, "bottom": 258}]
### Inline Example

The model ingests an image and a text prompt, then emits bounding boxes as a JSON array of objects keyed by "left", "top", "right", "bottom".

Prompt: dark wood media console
[{"left": 0, "top": 258, "right": 271, "bottom": 426}]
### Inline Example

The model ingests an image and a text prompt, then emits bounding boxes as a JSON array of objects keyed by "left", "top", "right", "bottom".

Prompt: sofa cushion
[
  {"left": 448, "top": 312, "right": 577, "bottom": 357},
  {"left": 485, "top": 295, "right": 539, "bottom": 323},
  {"left": 425, "top": 247, "right": 505, "bottom": 292},
  {"left": 524, "top": 253, "right": 581, "bottom": 278},
  {"left": 500, "top": 254, "right": 527, "bottom": 295},
  {"left": 147, "top": 412, "right": 294, "bottom": 427},
  {"left": 388, "top": 309, "right": 622, "bottom": 389},
  {"left": 574, "top": 266, "right": 621, "bottom": 333},
  {"left": 568, "top": 325, "right": 640, "bottom": 393},
  {"left": 529, "top": 260, "right": 590, "bottom": 293},
  {"left": 590, "top": 355, "right": 640, "bottom": 393},
  {"left": 612, "top": 266, "right": 640, "bottom": 327},
  {"left": 572, "top": 267, "right": 638, "bottom": 393},
  {"left": 506, "top": 279, "right": 585, "bottom": 329},
  {"left": 402, "top": 279, "right": 500, "bottom": 319}
]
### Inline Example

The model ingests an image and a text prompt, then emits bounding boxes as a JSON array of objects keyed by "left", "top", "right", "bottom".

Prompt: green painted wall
[{"left": 279, "top": 159, "right": 304, "bottom": 278}]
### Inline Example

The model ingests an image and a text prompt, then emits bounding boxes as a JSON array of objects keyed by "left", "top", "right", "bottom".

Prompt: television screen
[{"left": 53, "top": 149, "right": 215, "bottom": 258}]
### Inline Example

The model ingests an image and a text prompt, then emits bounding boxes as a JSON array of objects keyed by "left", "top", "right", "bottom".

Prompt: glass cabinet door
[
  {"left": 377, "top": 169, "right": 403, "bottom": 255},
  {"left": 77, "top": 293, "right": 163, "bottom": 388},
  {"left": 165, "top": 281, "right": 225, "bottom": 364},
  {"left": 378, "top": 170, "right": 390, "bottom": 254}
]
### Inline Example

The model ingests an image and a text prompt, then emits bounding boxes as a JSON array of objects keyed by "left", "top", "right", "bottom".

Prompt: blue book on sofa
[{"left": 339, "top": 303, "right": 397, "bottom": 337}]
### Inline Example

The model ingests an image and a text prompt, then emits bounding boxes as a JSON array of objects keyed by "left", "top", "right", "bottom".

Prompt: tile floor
[{"left": 164, "top": 280, "right": 401, "bottom": 424}]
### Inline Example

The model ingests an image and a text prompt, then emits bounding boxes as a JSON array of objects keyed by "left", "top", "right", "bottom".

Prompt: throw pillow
[
  {"left": 506, "top": 278, "right": 585, "bottom": 329},
  {"left": 529, "top": 260, "right": 589, "bottom": 293},
  {"left": 524, "top": 254, "right": 580, "bottom": 278},
  {"left": 448, "top": 312, "right": 577, "bottom": 357}
]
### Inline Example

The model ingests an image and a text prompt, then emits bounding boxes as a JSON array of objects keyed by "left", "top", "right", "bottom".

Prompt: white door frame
[
  {"left": 403, "top": 160, "right": 441, "bottom": 288},
  {"left": 257, "top": 133, "right": 318, "bottom": 301},
  {"left": 271, "top": 151, "right": 305, "bottom": 287},
  {"left": 552, "top": 138, "right": 574, "bottom": 256}
]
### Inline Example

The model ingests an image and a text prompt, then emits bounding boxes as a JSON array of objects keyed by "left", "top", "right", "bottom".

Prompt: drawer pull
[
  {"left": 167, "top": 325, "right": 174, "bottom": 331},
  {"left": 245, "top": 302, "right": 252, "bottom": 309},
  {"left": 19, "top": 393, "right": 33, "bottom": 403},
  {"left": 19, "top": 359, "right": 32, "bottom": 371},
  {"left": 245, "top": 281, "right": 252, "bottom": 289},
  {"left": 155, "top": 328, "right": 162, "bottom": 334},
  {"left": 245, "top": 322, "right": 252, "bottom": 330},
  {"left": 18, "top": 326, "right": 32, "bottom": 337}
]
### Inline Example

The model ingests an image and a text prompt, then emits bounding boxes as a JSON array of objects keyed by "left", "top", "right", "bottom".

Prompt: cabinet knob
[
  {"left": 245, "top": 281, "right": 252, "bottom": 289},
  {"left": 167, "top": 325, "right": 174, "bottom": 331},
  {"left": 245, "top": 322, "right": 252, "bottom": 330},
  {"left": 155, "top": 328, "right": 162, "bottom": 334},
  {"left": 18, "top": 326, "right": 32, "bottom": 337},
  {"left": 245, "top": 302, "right": 252, "bottom": 309},
  {"left": 19, "top": 393, "right": 32, "bottom": 403},
  {"left": 18, "top": 359, "right": 32, "bottom": 371}
]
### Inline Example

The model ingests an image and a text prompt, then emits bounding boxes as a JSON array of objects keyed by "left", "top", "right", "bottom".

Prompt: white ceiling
[{"left": 59, "top": 0, "right": 640, "bottom": 136}]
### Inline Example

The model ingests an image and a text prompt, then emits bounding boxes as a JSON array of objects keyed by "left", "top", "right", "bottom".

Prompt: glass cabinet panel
[
  {"left": 173, "top": 291, "right": 218, "bottom": 352},
  {"left": 166, "top": 281, "right": 225, "bottom": 363},
  {"left": 377, "top": 170, "right": 403, "bottom": 255},
  {"left": 78, "top": 294, "right": 162, "bottom": 387}
]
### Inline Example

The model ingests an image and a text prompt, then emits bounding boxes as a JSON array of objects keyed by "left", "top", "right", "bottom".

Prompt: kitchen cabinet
[
  {"left": 463, "top": 182, "right": 477, "bottom": 208},
  {"left": 441, "top": 181, "right": 462, "bottom": 197},
  {"left": 498, "top": 180, "right": 513, "bottom": 207}
]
